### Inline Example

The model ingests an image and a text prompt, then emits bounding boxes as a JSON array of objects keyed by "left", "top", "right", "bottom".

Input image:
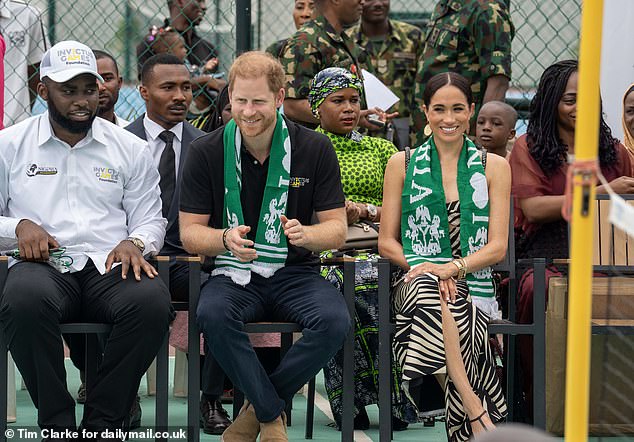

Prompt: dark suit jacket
[{"left": 125, "top": 116, "right": 204, "bottom": 256}]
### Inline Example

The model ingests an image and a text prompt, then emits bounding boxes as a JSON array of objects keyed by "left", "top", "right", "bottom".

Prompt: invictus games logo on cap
[{"left": 57, "top": 47, "right": 93, "bottom": 66}]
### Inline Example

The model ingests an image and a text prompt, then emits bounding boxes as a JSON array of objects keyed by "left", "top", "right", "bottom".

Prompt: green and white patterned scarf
[
  {"left": 401, "top": 135, "right": 494, "bottom": 298},
  {"left": 213, "top": 112, "right": 291, "bottom": 286}
]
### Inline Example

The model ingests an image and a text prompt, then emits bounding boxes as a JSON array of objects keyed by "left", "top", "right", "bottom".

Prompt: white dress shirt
[
  {"left": 0, "top": 112, "right": 166, "bottom": 273},
  {"left": 114, "top": 114, "right": 130, "bottom": 128},
  {"left": 143, "top": 114, "right": 183, "bottom": 176}
]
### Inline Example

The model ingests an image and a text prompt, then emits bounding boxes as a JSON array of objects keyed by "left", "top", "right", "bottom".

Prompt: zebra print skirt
[{"left": 393, "top": 274, "right": 507, "bottom": 441}]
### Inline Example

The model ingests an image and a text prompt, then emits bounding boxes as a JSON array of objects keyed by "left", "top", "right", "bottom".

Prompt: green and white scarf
[
  {"left": 212, "top": 112, "right": 291, "bottom": 286},
  {"left": 401, "top": 135, "right": 494, "bottom": 298}
]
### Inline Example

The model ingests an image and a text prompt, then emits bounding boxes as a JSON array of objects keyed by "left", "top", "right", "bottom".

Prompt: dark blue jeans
[{"left": 197, "top": 265, "right": 351, "bottom": 422}]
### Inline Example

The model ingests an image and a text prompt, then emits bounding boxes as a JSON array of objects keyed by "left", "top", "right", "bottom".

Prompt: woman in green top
[
  {"left": 379, "top": 72, "right": 510, "bottom": 440},
  {"left": 308, "top": 67, "right": 414, "bottom": 430}
]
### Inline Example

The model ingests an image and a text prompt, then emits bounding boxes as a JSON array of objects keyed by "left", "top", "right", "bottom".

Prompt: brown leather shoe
[
  {"left": 259, "top": 412, "right": 287, "bottom": 442},
  {"left": 220, "top": 400, "right": 259, "bottom": 442}
]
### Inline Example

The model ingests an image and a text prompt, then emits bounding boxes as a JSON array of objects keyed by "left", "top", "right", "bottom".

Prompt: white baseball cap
[{"left": 40, "top": 40, "right": 104, "bottom": 83}]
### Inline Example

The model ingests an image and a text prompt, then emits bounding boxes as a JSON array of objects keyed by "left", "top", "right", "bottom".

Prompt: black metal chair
[
  {"left": 154, "top": 256, "right": 201, "bottom": 442},
  {"left": 229, "top": 258, "right": 357, "bottom": 441},
  {"left": 375, "top": 198, "right": 548, "bottom": 441},
  {"left": 0, "top": 256, "right": 202, "bottom": 442}
]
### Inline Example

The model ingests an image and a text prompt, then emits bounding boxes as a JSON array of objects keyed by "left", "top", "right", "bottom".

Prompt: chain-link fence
[{"left": 2, "top": 0, "right": 583, "bottom": 127}]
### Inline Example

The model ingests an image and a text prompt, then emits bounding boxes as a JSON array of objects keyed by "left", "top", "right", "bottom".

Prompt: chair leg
[
  {"left": 85, "top": 334, "right": 99, "bottom": 394},
  {"left": 186, "top": 260, "right": 201, "bottom": 442},
  {"left": 1, "top": 332, "right": 8, "bottom": 437},
  {"left": 505, "top": 334, "right": 516, "bottom": 422},
  {"left": 173, "top": 350, "right": 187, "bottom": 398},
  {"left": 146, "top": 358, "right": 157, "bottom": 396},
  {"left": 341, "top": 259, "right": 356, "bottom": 442},
  {"left": 233, "top": 388, "right": 244, "bottom": 419},
  {"left": 155, "top": 334, "right": 169, "bottom": 435},
  {"left": 305, "top": 377, "right": 315, "bottom": 439},
  {"left": 532, "top": 259, "right": 547, "bottom": 429},
  {"left": 7, "top": 353, "right": 15, "bottom": 424},
  {"left": 280, "top": 333, "right": 293, "bottom": 427},
  {"left": 378, "top": 259, "right": 393, "bottom": 442}
]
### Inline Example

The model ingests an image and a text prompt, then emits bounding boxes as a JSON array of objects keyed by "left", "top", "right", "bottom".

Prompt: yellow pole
[{"left": 565, "top": 1, "right": 603, "bottom": 441}]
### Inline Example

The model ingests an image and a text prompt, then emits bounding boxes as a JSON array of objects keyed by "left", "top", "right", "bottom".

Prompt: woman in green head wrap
[
  {"left": 310, "top": 67, "right": 415, "bottom": 430},
  {"left": 309, "top": 67, "right": 394, "bottom": 225}
]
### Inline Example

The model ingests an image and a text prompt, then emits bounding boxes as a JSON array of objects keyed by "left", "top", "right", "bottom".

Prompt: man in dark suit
[{"left": 126, "top": 53, "right": 232, "bottom": 435}]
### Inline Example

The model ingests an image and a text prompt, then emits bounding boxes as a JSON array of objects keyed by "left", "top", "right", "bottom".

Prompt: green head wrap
[{"left": 308, "top": 67, "right": 363, "bottom": 118}]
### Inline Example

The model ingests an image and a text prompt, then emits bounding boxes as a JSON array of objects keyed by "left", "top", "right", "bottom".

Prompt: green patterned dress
[{"left": 318, "top": 128, "right": 418, "bottom": 426}]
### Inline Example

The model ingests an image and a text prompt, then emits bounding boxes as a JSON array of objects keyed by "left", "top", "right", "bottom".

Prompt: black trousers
[{"left": 0, "top": 261, "right": 173, "bottom": 431}]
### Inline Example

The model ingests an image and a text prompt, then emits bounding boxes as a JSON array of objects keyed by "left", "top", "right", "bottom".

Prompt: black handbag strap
[{"left": 405, "top": 146, "right": 411, "bottom": 172}]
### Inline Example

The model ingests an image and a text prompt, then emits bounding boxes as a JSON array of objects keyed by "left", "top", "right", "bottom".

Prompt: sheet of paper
[{"left": 362, "top": 69, "right": 400, "bottom": 111}]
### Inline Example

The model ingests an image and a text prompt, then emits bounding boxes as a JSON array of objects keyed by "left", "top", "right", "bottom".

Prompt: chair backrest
[
  {"left": 491, "top": 198, "right": 516, "bottom": 276},
  {"left": 593, "top": 194, "right": 634, "bottom": 266}
]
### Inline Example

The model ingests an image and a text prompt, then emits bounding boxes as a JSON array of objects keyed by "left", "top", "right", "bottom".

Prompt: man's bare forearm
[
  {"left": 483, "top": 75, "right": 510, "bottom": 103},
  {"left": 302, "top": 219, "right": 347, "bottom": 252},
  {"left": 283, "top": 98, "right": 319, "bottom": 125},
  {"left": 180, "top": 223, "right": 226, "bottom": 257}
]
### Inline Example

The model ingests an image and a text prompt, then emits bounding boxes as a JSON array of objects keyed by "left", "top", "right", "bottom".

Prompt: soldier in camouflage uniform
[
  {"left": 348, "top": 0, "right": 423, "bottom": 148},
  {"left": 280, "top": 0, "right": 383, "bottom": 128},
  {"left": 265, "top": 0, "right": 316, "bottom": 59},
  {"left": 413, "top": 0, "right": 514, "bottom": 142}
]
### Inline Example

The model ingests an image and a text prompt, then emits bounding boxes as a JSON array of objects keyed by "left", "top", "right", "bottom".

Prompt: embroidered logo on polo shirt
[
  {"left": 26, "top": 164, "right": 58, "bottom": 177},
  {"left": 94, "top": 166, "right": 120, "bottom": 184},
  {"left": 8, "top": 31, "right": 26, "bottom": 48},
  {"left": 290, "top": 177, "right": 310, "bottom": 188}
]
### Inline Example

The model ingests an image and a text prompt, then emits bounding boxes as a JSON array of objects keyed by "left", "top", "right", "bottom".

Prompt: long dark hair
[
  {"left": 201, "top": 85, "right": 230, "bottom": 133},
  {"left": 527, "top": 59, "right": 617, "bottom": 175}
]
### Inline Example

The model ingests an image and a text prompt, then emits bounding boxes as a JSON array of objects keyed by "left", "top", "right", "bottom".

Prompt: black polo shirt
[{"left": 180, "top": 117, "right": 345, "bottom": 267}]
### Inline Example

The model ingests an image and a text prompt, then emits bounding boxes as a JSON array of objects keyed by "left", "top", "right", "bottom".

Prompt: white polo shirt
[
  {"left": 0, "top": 0, "right": 48, "bottom": 127},
  {"left": 0, "top": 113, "right": 167, "bottom": 273}
]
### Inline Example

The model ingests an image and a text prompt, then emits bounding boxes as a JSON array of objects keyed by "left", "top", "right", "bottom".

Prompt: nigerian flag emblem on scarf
[
  {"left": 212, "top": 112, "right": 291, "bottom": 286},
  {"left": 401, "top": 135, "right": 495, "bottom": 298}
]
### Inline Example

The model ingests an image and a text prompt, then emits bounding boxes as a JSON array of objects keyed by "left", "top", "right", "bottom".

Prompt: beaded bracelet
[{"left": 222, "top": 227, "right": 231, "bottom": 250}]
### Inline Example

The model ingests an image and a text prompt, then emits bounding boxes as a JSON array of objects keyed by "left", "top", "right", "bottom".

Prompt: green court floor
[{"left": 7, "top": 358, "right": 634, "bottom": 441}]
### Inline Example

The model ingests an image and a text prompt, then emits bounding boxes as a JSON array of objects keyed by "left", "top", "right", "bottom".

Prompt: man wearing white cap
[{"left": 0, "top": 40, "right": 173, "bottom": 441}]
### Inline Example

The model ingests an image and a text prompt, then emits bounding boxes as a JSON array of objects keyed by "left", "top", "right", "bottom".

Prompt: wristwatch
[
  {"left": 451, "top": 258, "right": 467, "bottom": 280},
  {"left": 366, "top": 204, "right": 378, "bottom": 221},
  {"left": 126, "top": 237, "right": 145, "bottom": 254}
]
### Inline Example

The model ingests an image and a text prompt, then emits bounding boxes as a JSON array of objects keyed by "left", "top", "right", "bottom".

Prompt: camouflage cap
[{"left": 308, "top": 67, "right": 364, "bottom": 117}]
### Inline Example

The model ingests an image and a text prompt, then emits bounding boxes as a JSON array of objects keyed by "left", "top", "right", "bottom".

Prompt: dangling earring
[
  {"left": 315, "top": 110, "right": 321, "bottom": 120},
  {"left": 423, "top": 124, "right": 432, "bottom": 137}
]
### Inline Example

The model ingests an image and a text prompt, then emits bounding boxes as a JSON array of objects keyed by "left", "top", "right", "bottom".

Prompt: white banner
[{"left": 600, "top": 0, "right": 634, "bottom": 141}]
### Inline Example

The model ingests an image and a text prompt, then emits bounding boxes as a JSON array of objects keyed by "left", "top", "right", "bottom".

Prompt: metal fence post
[
  {"left": 123, "top": 0, "right": 133, "bottom": 83},
  {"left": 47, "top": 0, "right": 56, "bottom": 44},
  {"left": 236, "top": 0, "right": 252, "bottom": 55}
]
